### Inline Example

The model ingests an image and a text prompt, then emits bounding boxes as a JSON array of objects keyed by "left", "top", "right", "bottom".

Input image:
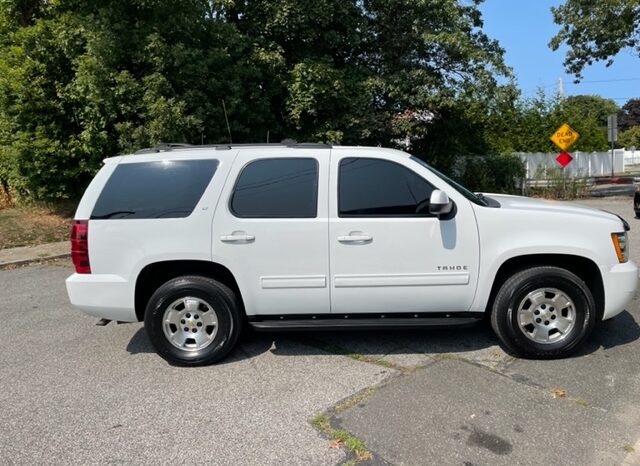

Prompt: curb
[{"left": 0, "top": 253, "right": 70, "bottom": 270}]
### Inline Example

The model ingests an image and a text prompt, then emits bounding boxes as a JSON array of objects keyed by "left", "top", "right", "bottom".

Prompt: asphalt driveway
[{"left": 0, "top": 197, "right": 639, "bottom": 465}]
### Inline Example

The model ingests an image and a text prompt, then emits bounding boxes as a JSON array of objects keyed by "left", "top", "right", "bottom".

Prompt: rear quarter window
[{"left": 91, "top": 159, "right": 218, "bottom": 219}]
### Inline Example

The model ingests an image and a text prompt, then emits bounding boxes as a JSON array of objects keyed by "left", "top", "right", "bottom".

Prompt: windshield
[{"left": 409, "top": 156, "right": 488, "bottom": 206}]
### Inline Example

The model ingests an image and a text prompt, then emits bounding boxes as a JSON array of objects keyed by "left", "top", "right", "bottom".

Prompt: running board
[{"left": 248, "top": 312, "right": 483, "bottom": 331}]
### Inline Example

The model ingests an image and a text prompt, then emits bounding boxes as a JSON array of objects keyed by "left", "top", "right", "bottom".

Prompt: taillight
[{"left": 70, "top": 220, "right": 91, "bottom": 274}]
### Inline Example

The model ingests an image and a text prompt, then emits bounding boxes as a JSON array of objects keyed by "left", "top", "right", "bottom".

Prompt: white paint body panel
[
  {"left": 328, "top": 148, "right": 480, "bottom": 313},
  {"left": 67, "top": 149, "right": 236, "bottom": 321},
  {"left": 469, "top": 194, "right": 638, "bottom": 319},
  {"left": 211, "top": 149, "right": 330, "bottom": 315},
  {"left": 66, "top": 145, "right": 637, "bottom": 323}
]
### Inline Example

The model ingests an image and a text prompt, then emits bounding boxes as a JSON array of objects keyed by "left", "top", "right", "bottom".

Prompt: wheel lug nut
[
  {"left": 194, "top": 315, "right": 199, "bottom": 319},
  {"left": 544, "top": 320, "right": 550, "bottom": 325},
  {"left": 197, "top": 322, "right": 203, "bottom": 327},
  {"left": 184, "top": 327, "right": 189, "bottom": 332},
  {"left": 541, "top": 304, "right": 546, "bottom": 309},
  {"left": 192, "top": 328, "right": 197, "bottom": 333},
  {"left": 549, "top": 307, "right": 554, "bottom": 312},
  {"left": 551, "top": 315, "right": 556, "bottom": 320},
  {"left": 186, "top": 313, "right": 191, "bottom": 318},
  {"left": 536, "top": 318, "right": 542, "bottom": 323},
  {"left": 181, "top": 319, "right": 185, "bottom": 324},
  {"left": 534, "top": 310, "right": 540, "bottom": 315}
]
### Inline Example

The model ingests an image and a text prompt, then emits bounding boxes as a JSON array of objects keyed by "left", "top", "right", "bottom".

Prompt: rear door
[{"left": 212, "top": 149, "right": 330, "bottom": 316}]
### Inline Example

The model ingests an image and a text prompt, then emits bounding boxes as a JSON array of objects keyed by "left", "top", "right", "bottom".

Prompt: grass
[
  {"left": 304, "top": 337, "right": 410, "bottom": 372},
  {"left": 310, "top": 415, "right": 372, "bottom": 464},
  {"left": 309, "top": 387, "right": 380, "bottom": 464},
  {"left": 334, "top": 387, "right": 376, "bottom": 413},
  {"left": 0, "top": 203, "right": 75, "bottom": 249}
]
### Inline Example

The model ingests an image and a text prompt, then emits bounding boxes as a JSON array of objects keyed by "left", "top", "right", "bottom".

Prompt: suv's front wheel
[
  {"left": 144, "top": 276, "right": 242, "bottom": 366},
  {"left": 491, "top": 266, "right": 596, "bottom": 358}
]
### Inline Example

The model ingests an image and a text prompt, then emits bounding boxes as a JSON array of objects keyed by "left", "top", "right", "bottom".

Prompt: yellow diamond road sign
[{"left": 550, "top": 123, "right": 580, "bottom": 150}]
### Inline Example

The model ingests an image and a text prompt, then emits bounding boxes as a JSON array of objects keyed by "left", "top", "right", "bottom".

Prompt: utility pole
[{"left": 557, "top": 77, "right": 564, "bottom": 98}]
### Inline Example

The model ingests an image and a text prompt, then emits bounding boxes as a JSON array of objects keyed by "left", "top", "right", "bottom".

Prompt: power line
[
  {"left": 524, "top": 77, "right": 640, "bottom": 94},
  {"left": 572, "top": 77, "right": 640, "bottom": 84}
]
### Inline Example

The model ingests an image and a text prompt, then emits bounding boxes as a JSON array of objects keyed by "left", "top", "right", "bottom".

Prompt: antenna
[{"left": 221, "top": 99, "right": 232, "bottom": 144}]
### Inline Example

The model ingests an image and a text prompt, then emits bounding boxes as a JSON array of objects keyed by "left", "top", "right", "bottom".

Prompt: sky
[{"left": 479, "top": 0, "right": 639, "bottom": 105}]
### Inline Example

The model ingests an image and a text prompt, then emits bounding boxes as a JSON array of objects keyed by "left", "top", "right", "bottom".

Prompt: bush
[
  {"left": 526, "top": 166, "right": 588, "bottom": 199},
  {"left": 452, "top": 154, "right": 525, "bottom": 194}
]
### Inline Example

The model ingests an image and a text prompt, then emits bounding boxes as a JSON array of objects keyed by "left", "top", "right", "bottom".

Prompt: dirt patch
[{"left": 0, "top": 204, "right": 74, "bottom": 249}]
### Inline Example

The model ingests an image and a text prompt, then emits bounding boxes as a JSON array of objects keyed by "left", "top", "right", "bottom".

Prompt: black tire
[
  {"left": 490, "top": 266, "right": 596, "bottom": 359},
  {"left": 144, "top": 275, "right": 242, "bottom": 366}
]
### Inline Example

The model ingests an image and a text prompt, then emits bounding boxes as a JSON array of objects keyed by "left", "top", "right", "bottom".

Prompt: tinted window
[
  {"left": 339, "top": 158, "right": 435, "bottom": 217},
  {"left": 231, "top": 158, "right": 318, "bottom": 218},
  {"left": 91, "top": 159, "right": 218, "bottom": 219}
]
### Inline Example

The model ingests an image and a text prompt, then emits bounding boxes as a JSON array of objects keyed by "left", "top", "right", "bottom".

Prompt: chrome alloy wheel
[
  {"left": 162, "top": 297, "right": 219, "bottom": 351},
  {"left": 516, "top": 288, "right": 576, "bottom": 344}
]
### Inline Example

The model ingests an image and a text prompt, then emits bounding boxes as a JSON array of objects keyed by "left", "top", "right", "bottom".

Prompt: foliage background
[{"left": 0, "top": 0, "right": 636, "bottom": 201}]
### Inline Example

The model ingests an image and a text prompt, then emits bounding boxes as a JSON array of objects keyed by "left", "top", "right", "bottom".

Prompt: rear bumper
[
  {"left": 601, "top": 261, "right": 638, "bottom": 320},
  {"left": 65, "top": 273, "right": 137, "bottom": 322}
]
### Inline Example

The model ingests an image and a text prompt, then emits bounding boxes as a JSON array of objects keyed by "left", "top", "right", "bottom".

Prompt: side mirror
[{"left": 429, "top": 190, "right": 453, "bottom": 217}]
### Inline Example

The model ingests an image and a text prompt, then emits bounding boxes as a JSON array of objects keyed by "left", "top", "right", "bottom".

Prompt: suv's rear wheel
[
  {"left": 491, "top": 266, "right": 596, "bottom": 358},
  {"left": 144, "top": 276, "right": 242, "bottom": 366}
]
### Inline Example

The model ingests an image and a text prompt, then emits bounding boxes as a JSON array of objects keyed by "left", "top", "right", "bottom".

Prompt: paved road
[
  {"left": 335, "top": 197, "right": 640, "bottom": 465},
  {"left": 0, "top": 197, "right": 639, "bottom": 465},
  {"left": 0, "top": 264, "right": 390, "bottom": 465}
]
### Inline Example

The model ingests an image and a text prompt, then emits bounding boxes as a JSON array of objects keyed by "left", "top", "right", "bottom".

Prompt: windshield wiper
[{"left": 91, "top": 210, "right": 136, "bottom": 219}]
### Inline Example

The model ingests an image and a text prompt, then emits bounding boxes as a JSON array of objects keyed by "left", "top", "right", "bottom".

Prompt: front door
[{"left": 328, "top": 149, "right": 480, "bottom": 314}]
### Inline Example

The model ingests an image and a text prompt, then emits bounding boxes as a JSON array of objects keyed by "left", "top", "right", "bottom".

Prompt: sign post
[
  {"left": 550, "top": 123, "right": 580, "bottom": 198},
  {"left": 608, "top": 114, "right": 618, "bottom": 176}
]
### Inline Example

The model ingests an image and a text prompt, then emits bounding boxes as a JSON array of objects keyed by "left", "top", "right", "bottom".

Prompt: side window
[
  {"left": 91, "top": 159, "right": 218, "bottom": 219},
  {"left": 230, "top": 158, "right": 319, "bottom": 218},
  {"left": 339, "top": 157, "right": 435, "bottom": 217}
]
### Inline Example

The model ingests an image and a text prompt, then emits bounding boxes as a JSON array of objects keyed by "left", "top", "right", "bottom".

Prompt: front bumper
[
  {"left": 66, "top": 273, "right": 138, "bottom": 322},
  {"left": 601, "top": 261, "right": 638, "bottom": 320}
]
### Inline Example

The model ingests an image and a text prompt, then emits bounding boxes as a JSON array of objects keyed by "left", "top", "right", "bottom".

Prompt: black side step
[{"left": 248, "top": 313, "right": 483, "bottom": 331}]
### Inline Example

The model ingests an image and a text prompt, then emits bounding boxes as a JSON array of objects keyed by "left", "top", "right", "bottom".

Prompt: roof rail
[
  {"left": 134, "top": 140, "right": 331, "bottom": 154},
  {"left": 135, "top": 143, "right": 194, "bottom": 154}
]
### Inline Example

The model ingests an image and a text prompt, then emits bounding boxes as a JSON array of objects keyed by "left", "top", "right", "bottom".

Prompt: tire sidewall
[
  {"left": 497, "top": 269, "right": 595, "bottom": 357},
  {"left": 144, "top": 279, "right": 238, "bottom": 365}
]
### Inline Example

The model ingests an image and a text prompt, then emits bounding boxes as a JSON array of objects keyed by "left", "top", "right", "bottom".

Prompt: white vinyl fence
[
  {"left": 517, "top": 150, "right": 632, "bottom": 179},
  {"left": 623, "top": 148, "right": 640, "bottom": 165}
]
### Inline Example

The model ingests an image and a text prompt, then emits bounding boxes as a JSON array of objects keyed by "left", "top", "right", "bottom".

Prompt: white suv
[{"left": 66, "top": 143, "right": 638, "bottom": 365}]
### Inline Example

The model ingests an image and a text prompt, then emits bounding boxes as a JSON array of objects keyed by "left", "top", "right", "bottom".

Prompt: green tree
[
  {"left": 230, "top": 0, "right": 511, "bottom": 170},
  {"left": 483, "top": 92, "right": 618, "bottom": 153},
  {"left": 354, "top": 0, "right": 510, "bottom": 171},
  {"left": 0, "top": 0, "right": 271, "bottom": 199},
  {"left": 618, "top": 98, "right": 640, "bottom": 130},
  {"left": 553, "top": 95, "right": 618, "bottom": 151},
  {"left": 0, "top": 0, "right": 514, "bottom": 199},
  {"left": 619, "top": 125, "right": 640, "bottom": 148},
  {"left": 549, "top": 0, "right": 640, "bottom": 80}
]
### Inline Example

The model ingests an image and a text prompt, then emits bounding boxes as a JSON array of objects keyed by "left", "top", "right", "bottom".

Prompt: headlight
[{"left": 611, "top": 232, "right": 629, "bottom": 263}]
